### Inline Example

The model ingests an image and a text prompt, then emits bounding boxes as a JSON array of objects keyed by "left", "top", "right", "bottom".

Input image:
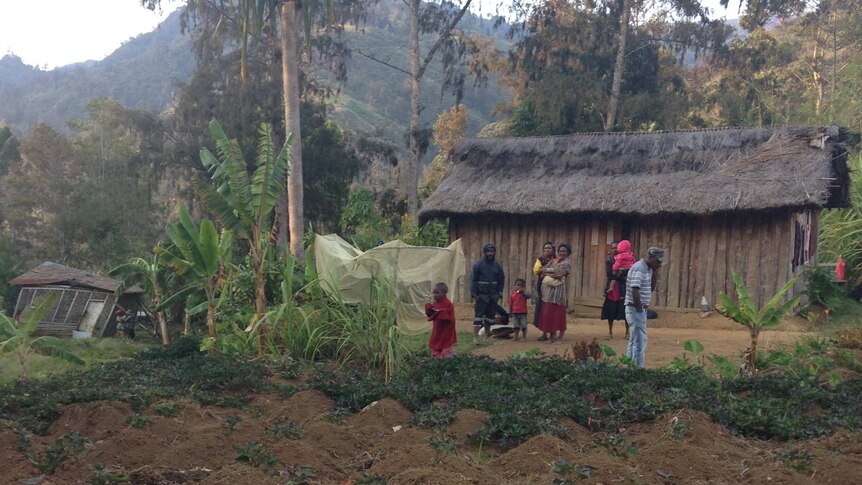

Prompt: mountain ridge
[{"left": 0, "top": 2, "right": 508, "bottom": 151}]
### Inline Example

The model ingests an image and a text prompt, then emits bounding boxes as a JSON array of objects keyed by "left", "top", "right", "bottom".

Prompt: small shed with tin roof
[{"left": 9, "top": 262, "right": 144, "bottom": 337}]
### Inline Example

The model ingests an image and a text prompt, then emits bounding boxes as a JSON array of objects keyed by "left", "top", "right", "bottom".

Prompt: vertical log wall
[{"left": 450, "top": 209, "right": 816, "bottom": 310}]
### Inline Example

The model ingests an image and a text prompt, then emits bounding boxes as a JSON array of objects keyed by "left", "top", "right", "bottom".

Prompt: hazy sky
[
  {"left": 1, "top": 0, "right": 736, "bottom": 70},
  {"left": 1, "top": 0, "right": 181, "bottom": 69}
]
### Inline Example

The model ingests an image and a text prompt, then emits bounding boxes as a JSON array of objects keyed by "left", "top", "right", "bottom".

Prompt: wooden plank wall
[
  {"left": 451, "top": 210, "right": 816, "bottom": 310},
  {"left": 450, "top": 216, "right": 621, "bottom": 307}
]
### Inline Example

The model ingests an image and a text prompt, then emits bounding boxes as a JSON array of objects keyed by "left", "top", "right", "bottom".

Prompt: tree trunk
[
  {"left": 157, "top": 312, "right": 170, "bottom": 346},
  {"left": 407, "top": 0, "right": 422, "bottom": 220},
  {"left": 152, "top": 288, "right": 170, "bottom": 345},
  {"left": 206, "top": 291, "right": 217, "bottom": 356},
  {"left": 253, "top": 251, "right": 268, "bottom": 355},
  {"left": 748, "top": 330, "right": 758, "bottom": 374},
  {"left": 281, "top": 0, "right": 304, "bottom": 259},
  {"left": 604, "top": 0, "right": 630, "bottom": 132},
  {"left": 183, "top": 307, "right": 190, "bottom": 336}
]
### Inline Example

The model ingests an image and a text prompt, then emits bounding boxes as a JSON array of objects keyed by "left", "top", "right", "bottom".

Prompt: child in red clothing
[
  {"left": 509, "top": 278, "right": 531, "bottom": 341},
  {"left": 425, "top": 282, "right": 457, "bottom": 359}
]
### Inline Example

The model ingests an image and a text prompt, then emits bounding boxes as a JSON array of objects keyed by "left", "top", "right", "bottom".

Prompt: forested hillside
[
  {"left": 0, "top": 1, "right": 507, "bottom": 143},
  {"left": 1, "top": 0, "right": 862, "bottom": 299}
]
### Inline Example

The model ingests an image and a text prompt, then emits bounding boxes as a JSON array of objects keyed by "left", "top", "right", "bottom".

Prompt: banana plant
[
  {"left": 196, "top": 120, "right": 290, "bottom": 353},
  {"left": 716, "top": 271, "right": 800, "bottom": 374},
  {"left": 157, "top": 204, "right": 233, "bottom": 354},
  {"left": 109, "top": 244, "right": 176, "bottom": 345},
  {"left": 0, "top": 294, "right": 84, "bottom": 382}
]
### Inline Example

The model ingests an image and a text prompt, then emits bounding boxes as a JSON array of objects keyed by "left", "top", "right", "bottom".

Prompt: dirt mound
[
  {"left": 276, "top": 389, "right": 335, "bottom": 424},
  {"left": 302, "top": 421, "right": 367, "bottom": 460},
  {"left": 45, "top": 401, "right": 133, "bottom": 441},
  {"left": 124, "top": 466, "right": 215, "bottom": 485},
  {"left": 5, "top": 394, "right": 861, "bottom": 484},
  {"left": 367, "top": 442, "right": 495, "bottom": 483},
  {"left": 389, "top": 466, "right": 485, "bottom": 484},
  {"left": 556, "top": 416, "right": 593, "bottom": 444},
  {"left": 492, "top": 434, "right": 579, "bottom": 476},
  {"left": 626, "top": 409, "right": 814, "bottom": 484},
  {"left": 447, "top": 409, "right": 487, "bottom": 440},
  {"left": 347, "top": 398, "right": 413, "bottom": 429}
]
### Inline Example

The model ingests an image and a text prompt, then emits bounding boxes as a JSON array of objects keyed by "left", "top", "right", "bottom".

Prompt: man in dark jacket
[{"left": 471, "top": 243, "right": 505, "bottom": 344}]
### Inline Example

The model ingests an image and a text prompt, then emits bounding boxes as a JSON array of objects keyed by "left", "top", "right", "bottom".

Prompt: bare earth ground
[
  {"left": 452, "top": 303, "right": 811, "bottom": 368},
  {"left": 3, "top": 306, "right": 860, "bottom": 484}
]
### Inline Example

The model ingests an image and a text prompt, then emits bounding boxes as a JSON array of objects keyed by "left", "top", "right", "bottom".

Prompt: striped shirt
[{"left": 624, "top": 259, "right": 652, "bottom": 307}]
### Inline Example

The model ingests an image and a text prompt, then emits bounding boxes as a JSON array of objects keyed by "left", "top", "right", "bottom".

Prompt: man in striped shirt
[{"left": 625, "top": 247, "right": 665, "bottom": 367}]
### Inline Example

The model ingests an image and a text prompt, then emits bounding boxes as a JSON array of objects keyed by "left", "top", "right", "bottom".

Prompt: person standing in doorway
[
  {"left": 625, "top": 247, "right": 664, "bottom": 367},
  {"left": 471, "top": 243, "right": 505, "bottom": 344},
  {"left": 532, "top": 242, "right": 555, "bottom": 341}
]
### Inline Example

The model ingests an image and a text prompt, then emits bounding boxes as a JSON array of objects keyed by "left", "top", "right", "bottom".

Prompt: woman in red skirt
[{"left": 538, "top": 243, "right": 572, "bottom": 343}]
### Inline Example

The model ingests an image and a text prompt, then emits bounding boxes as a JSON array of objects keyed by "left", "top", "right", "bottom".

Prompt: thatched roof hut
[
  {"left": 10, "top": 262, "right": 143, "bottom": 337},
  {"left": 420, "top": 126, "right": 852, "bottom": 311}
]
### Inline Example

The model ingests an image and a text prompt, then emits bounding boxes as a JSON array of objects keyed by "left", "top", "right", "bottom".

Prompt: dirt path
[{"left": 453, "top": 303, "right": 810, "bottom": 368}]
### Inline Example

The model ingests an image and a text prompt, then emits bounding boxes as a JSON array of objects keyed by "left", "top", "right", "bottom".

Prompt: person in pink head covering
[{"left": 603, "top": 240, "right": 635, "bottom": 339}]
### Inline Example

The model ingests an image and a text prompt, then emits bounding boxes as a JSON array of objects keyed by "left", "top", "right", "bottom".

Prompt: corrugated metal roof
[{"left": 9, "top": 261, "right": 145, "bottom": 294}]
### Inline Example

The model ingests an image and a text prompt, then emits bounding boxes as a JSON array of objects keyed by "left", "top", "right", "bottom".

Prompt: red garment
[
  {"left": 510, "top": 289, "right": 529, "bottom": 314},
  {"left": 425, "top": 297, "right": 457, "bottom": 351},
  {"left": 613, "top": 240, "right": 635, "bottom": 272},
  {"left": 836, "top": 256, "right": 846, "bottom": 282},
  {"left": 606, "top": 283, "right": 621, "bottom": 302},
  {"left": 539, "top": 302, "right": 567, "bottom": 332}
]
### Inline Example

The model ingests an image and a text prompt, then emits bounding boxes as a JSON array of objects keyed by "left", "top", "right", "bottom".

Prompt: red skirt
[{"left": 539, "top": 302, "right": 567, "bottom": 333}]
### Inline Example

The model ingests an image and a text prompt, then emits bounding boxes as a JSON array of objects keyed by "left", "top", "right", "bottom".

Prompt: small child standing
[
  {"left": 607, "top": 240, "right": 635, "bottom": 299},
  {"left": 425, "top": 282, "right": 457, "bottom": 359},
  {"left": 509, "top": 278, "right": 531, "bottom": 341}
]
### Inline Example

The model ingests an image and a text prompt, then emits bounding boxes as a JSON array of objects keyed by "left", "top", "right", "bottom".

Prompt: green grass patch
[
  {"left": 0, "top": 336, "right": 284, "bottom": 433},
  {"left": 0, "top": 337, "right": 148, "bottom": 385}
]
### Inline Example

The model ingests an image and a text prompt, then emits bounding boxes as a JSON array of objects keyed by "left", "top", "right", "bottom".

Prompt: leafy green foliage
[
  {"left": 777, "top": 445, "right": 815, "bottom": 473},
  {"left": 27, "top": 431, "right": 90, "bottom": 475},
  {"left": 154, "top": 401, "right": 179, "bottom": 417},
  {"left": 158, "top": 204, "right": 233, "bottom": 349},
  {"left": 549, "top": 459, "right": 593, "bottom": 484},
  {"left": 821, "top": 155, "right": 862, "bottom": 289},
  {"left": 716, "top": 271, "right": 800, "bottom": 373},
  {"left": 353, "top": 474, "right": 388, "bottom": 485},
  {"left": 89, "top": 463, "right": 132, "bottom": 485},
  {"left": 270, "top": 420, "right": 303, "bottom": 440},
  {"left": 0, "top": 294, "right": 85, "bottom": 382},
  {"left": 235, "top": 442, "right": 281, "bottom": 474},
  {"left": 282, "top": 464, "right": 318, "bottom": 485},
  {"left": 428, "top": 435, "right": 458, "bottom": 457},
  {"left": 125, "top": 413, "right": 153, "bottom": 429},
  {"left": 0, "top": 341, "right": 278, "bottom": 433}
]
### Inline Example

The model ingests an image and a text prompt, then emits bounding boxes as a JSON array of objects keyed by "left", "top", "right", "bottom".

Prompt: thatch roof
[
  {"left": 9, "top": 262, "right": 144, "bottom": 294},
  {"left": 419, "top": 126, "right": 852, "bottom": 222}
]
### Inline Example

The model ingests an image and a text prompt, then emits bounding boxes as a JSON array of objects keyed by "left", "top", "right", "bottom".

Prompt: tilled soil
[{"left": 3, "top": 391, "right": 860, "bottom": 484}]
